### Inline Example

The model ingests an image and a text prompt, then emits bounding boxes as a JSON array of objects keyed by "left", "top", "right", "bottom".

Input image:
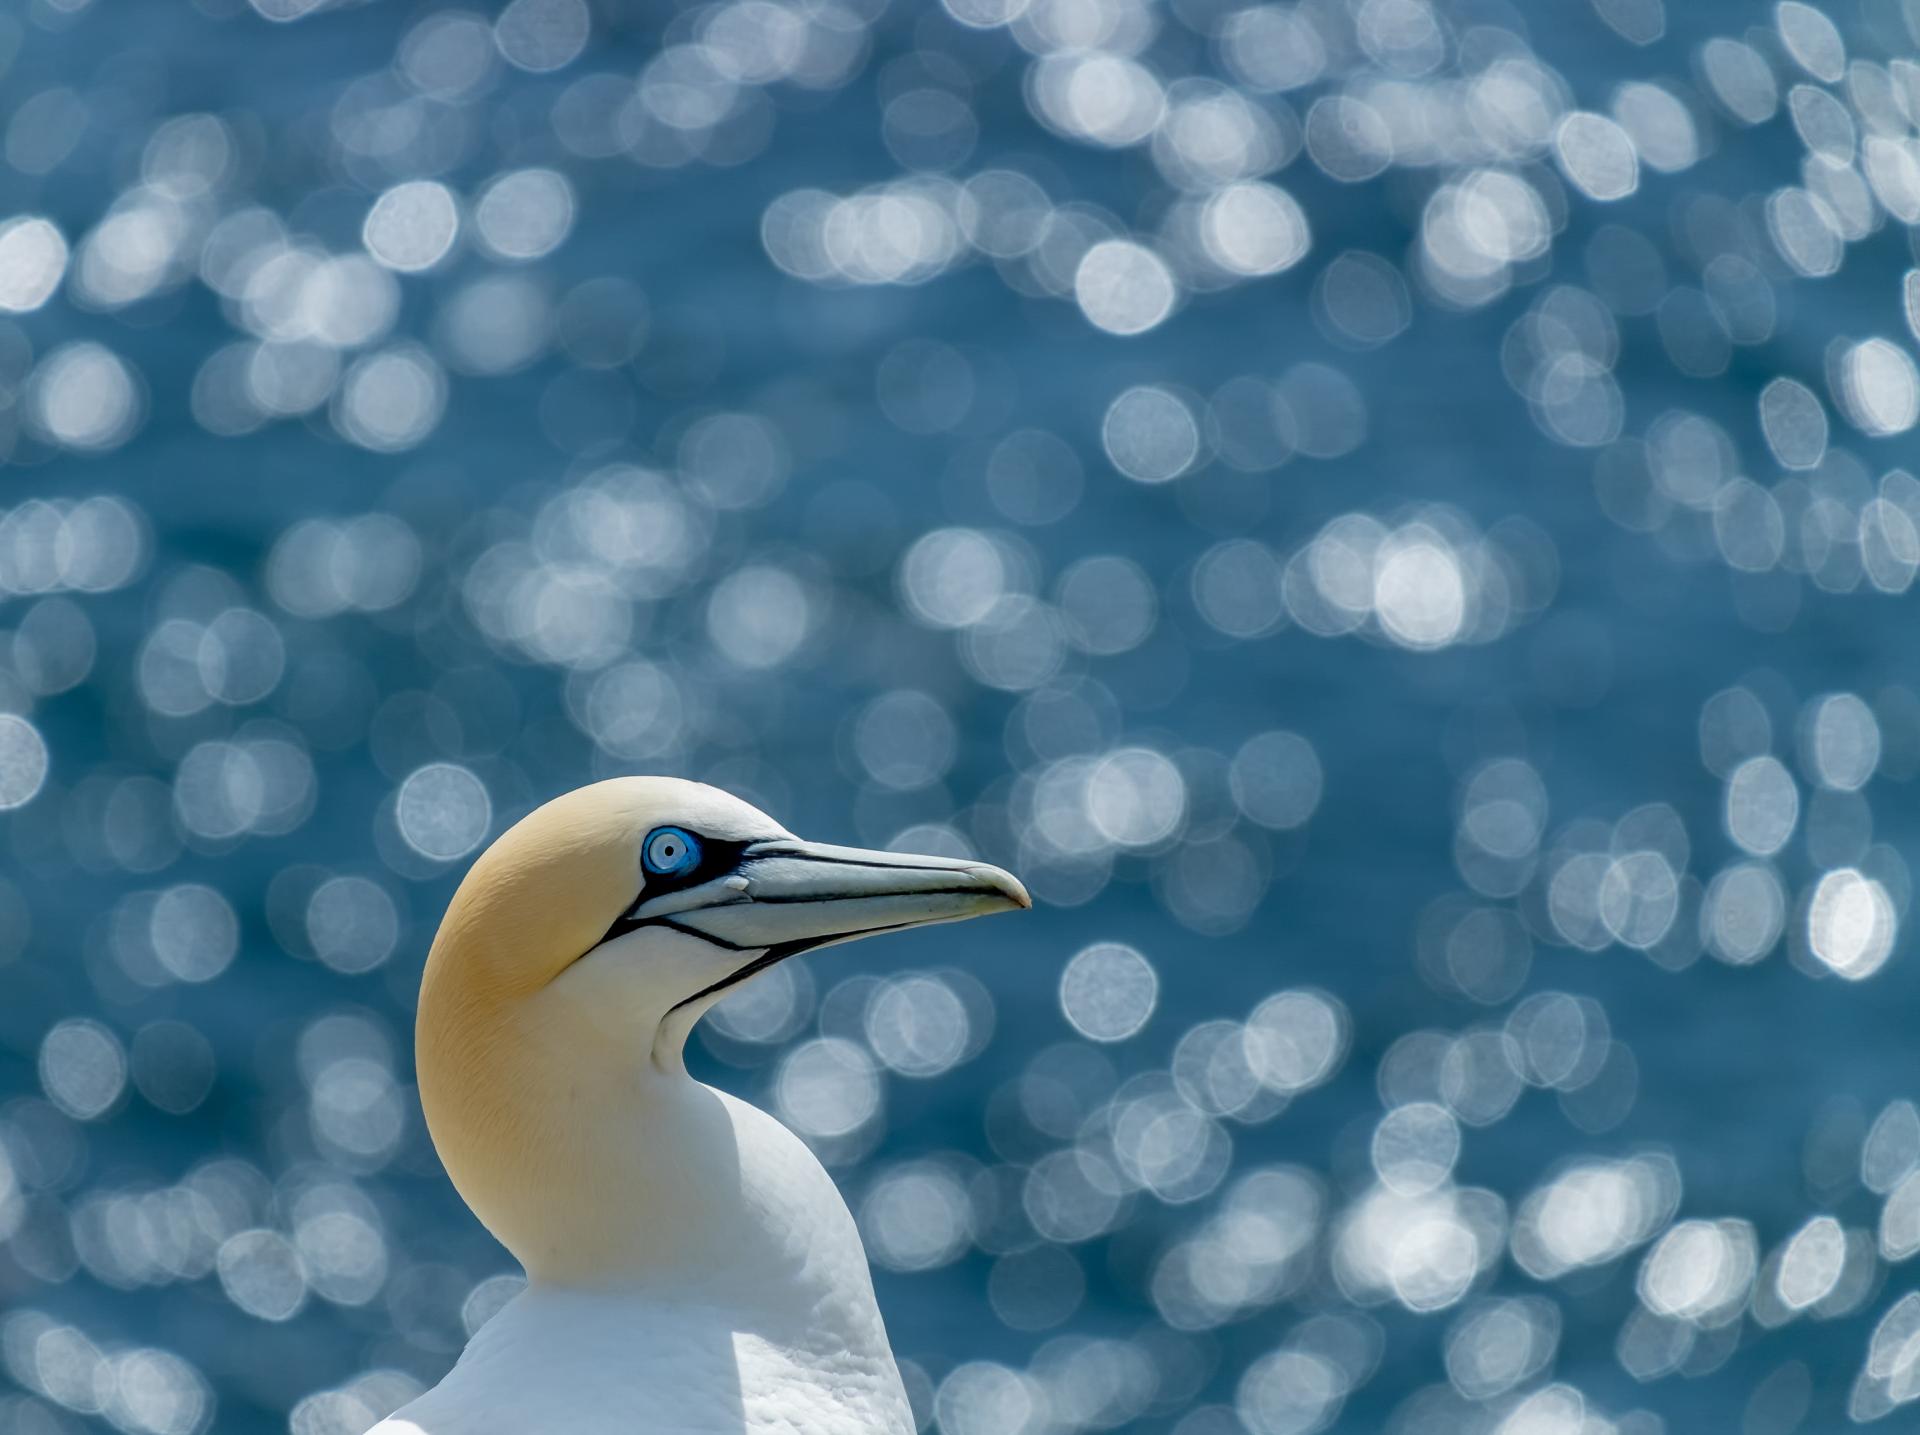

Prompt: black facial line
[
  {"left": 578, "top": 841, "right": 981, "bottom": 970},
  {"left": 744, "top": 846, "right": 964, "bottom": 869},
  {"left": 669, "top": 940, "right": 815, "bottom": 1012},
  {"left": 656, "top": 915, "right": 753, "bottom": 951},
  {"left": 667, "top": 919, "right": 933, "bottom": 1013},
  {"left": 590, "top": 840, "right": 969, "bottom": 941},
  {"left": 729, "top": 885, "right": 985, "bottom": 905},
  {"left": 591, "top": 872, "right": 982, "bottom": 954},
  {"left": 585, "top": 835, "right": 752, "bottom": 953}
]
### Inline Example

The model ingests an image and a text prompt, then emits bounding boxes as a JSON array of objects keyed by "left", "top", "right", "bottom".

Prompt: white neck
[
  {"left": 396, "top": 1047, "right": 916, "bottom": 1434},
  {"left": 420, "top": 955, "right": 874, "bottom": 1317},
  {"left": 510, "top": 1065, "right": 864, "bottom": 1308}
]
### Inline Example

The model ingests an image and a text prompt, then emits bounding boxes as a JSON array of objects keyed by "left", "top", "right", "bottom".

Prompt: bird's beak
[{"left": 663, "top": 838, "right": 1030, "bottom": 956}]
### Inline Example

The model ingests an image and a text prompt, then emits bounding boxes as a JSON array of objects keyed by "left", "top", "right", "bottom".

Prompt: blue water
[{"left": 1, "top": 0, "right": 1917, "bottom": 1431}]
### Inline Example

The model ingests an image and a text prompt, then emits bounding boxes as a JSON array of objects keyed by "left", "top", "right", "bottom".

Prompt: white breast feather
[{"left": 366, "top": 1090, "right": 913, "bottom": 1435}]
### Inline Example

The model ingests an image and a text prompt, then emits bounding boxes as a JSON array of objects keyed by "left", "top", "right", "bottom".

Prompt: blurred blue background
[{"left": 3, "top": 0, "right": 1920, "bottom": 1431}]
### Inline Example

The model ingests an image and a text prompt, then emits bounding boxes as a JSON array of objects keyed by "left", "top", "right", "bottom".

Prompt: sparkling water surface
[{"left": 3, "top": 0, "right": 1920, "bottom": 1431}]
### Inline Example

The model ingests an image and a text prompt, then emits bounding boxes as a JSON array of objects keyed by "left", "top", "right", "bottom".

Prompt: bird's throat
[{"left": 423, "top": 987, "right": 868, "bottom": 1306}]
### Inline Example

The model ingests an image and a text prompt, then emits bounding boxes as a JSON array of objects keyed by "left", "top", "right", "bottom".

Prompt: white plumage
[{"left": 375, "top": 1087, "right": 912, "bottom": 1435}]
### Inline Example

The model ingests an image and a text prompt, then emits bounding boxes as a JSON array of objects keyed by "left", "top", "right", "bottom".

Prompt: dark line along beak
[
  {"left": 655, "top": 838, "right": 1030, "bottom": 1010},
  {"left": 673, "top": 838, "right": 1029, "bottom": 948}
]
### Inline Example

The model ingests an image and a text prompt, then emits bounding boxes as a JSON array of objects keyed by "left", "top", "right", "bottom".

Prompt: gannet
[{"left": 371, "top": 777, "right": 1030, "bottom": 1435}]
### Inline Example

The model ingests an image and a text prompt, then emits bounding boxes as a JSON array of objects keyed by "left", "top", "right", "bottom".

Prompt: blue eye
[{"left": 643, "top": 826, "right": 701, "bottom": 877}]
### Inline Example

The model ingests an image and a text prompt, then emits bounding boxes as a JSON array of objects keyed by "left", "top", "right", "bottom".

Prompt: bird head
[
  {"left": 420, "top": 775, "right": 1027, "bottom": 1046},
  {"left": 414, "top": 777, "right": 1029, "bottom": 1270}
]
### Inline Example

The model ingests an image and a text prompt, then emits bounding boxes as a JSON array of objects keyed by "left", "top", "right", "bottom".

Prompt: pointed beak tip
[{"left": 972, "top": 863, "right": 1032, "bottom": 911}]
